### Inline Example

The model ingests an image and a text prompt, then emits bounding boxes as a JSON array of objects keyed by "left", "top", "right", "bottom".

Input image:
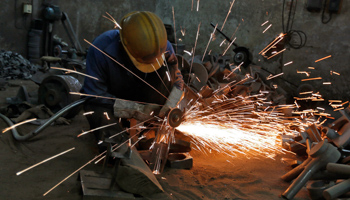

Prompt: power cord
[{"left": 282, "top": 0, "right": 307, "bottom": 49}]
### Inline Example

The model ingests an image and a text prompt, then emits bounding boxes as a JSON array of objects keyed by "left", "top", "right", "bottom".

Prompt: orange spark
[
  {"left": 315, "top": 55, "right": 331, "bottom": 63},
  {"left": 284, "top": 61, "right": 293, "bottom": 66},
  {"left": 342, "top": 101, "right": 349, "bottom": 106},
  {"left": 329, "top": 100, "right": 342, "bottom": 103},
  {"left": 102, "top": 12, "right": 121, "bottom": 29},
  {"left": 299, "top": 91, "right": 313, "bottom": 95},
  {"left": 2, "top": 118, "right": 37, "bottom": 133},
  {"left": 83, "top": 111, "right": 94, "bottom": 115},
  {"left": 262, "top": 24, "right": 272, "bottom": 33},
  {"left": 334, "top": 107, "right": 344, "bottom": 111},
  {"left": 78, "top": 123, "right": 117, "bottom": 137},
  {"left": 104, "top": 112, "right": 110, "bottom": 120},
  {"left": 266, "top": 72, "right": 284, "bottom": 80},
  {"left": 301, "top": 77, "right": 322, "bottom": 81},
  {"left": 180, "top": 26, "right": 186, "bottom": 36},
  {"left": 17, "top": 147, "right": 75, "bottom": 176},
  {"left": 261, "top": 20, "right": 269, "bottom": 26},
  {"left": 330, "top": 70, "right": 340, "bottom": 75},
  {"left": 222, "top": 37, "right": 237, "bottom": 56},
  {"left": 259, "top": 33, "right": 285, "bottom": 55},
  {"left": 51, "top": 67, "right": 99, "bottom": 80},
  {"left": 221, "top": 0, "right": 236, "bottom": 31},
  {"left": 297, "top": 70, "right": 310, "bottom": 77},
  {"left": 267, "top": 48, "right": 286, "bottom": 59}
]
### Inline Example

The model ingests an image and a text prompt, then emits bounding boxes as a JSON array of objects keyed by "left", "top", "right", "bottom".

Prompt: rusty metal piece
[
  {"left": 38, "top": 75, "right": 82, "bottom": 118},
  {"left": 306, "top": 124, "right": 323, "bottom": 143},
  {"left": 331, "top": 122, "right": 350, "bottom": 148},
  {"left": 306, "top": 180, "right": 335, "bottom": 200},
  {"left": 166, "top": 152, "right": 193, "bottom": 169},
  {"left": 341, "top": 156, "right": 350, "bottom": 164},
  {"left": 250, "top": 81, "right": 262, "bottom": 93},
  {"left": 289, "top": 132, "right": 308, "bottom": 156},
  {"left": 79, "top": 170, "right": 136, "bottom": 199},
  {"left": 329, "top": 109, "right": 350, "bottom": 132},
  {"left": 199, "top": 85, "right": 214, "bottom": 98},
  {"left": 169, "top": 139, "right": 191, "bottom": 153},
  {"left": 282, "top": 141, "right": 341, "bottom": 200},
  {"left": 323, "top": 179, "right": 350, "bottom": 200},
  {"left": 321, "top": 127, "right": 339, "bottom": 140},
  {"left": 231, "top": 85, "right": 251, "bottom": 97},
  {"left": 281, "top": 157, "right": 312, "bottom": 182}
]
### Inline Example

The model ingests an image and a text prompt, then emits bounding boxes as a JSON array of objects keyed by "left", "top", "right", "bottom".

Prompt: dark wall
[
  {"left": 0, "top": 0, "right": 349, "bottom": 100},
  {"left": 155, "top": 0, "right": 350, "bottom": 100},
  {"left": 0, "top": 0, "right": 157, "bottom": 58}
]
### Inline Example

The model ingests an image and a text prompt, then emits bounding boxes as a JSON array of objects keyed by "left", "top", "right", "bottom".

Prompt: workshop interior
[{"left": 0, "top": 0, "right": 349, "bottom": 199}]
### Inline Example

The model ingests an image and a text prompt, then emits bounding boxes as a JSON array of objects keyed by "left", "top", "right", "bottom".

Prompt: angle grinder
[{"left": 167, "top": 108, "right": 183, "bottom": 128}]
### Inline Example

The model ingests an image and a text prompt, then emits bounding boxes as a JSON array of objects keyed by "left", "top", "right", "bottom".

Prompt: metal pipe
[
  {"left": 327, "top": 163, "right": 350, "bottom": 176},
  {"left": 281, "top": 157, "right": 312, "bottom": 182},
  {"left": 311, "top": 170, "right": 350, "bottom": 180},
  {"left": 323, "top": 179, "right": 350, "bottom": 200},
  {"left": 282, "top": 141, "right": 341, "bottom": 200},
  {"left": 0, "top": 98, "right": 86, "bottom": 141}
]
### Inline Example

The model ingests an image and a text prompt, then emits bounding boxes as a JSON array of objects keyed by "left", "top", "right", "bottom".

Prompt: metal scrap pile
[
  {"left": 179, "top": 53, "right": 288, "bottom": 108},
  {"left": 0, "top": 50, "right": 39, "bottom": 80},
  {"left": 281, "top": 108, "right": 350, "bottom": 200}
]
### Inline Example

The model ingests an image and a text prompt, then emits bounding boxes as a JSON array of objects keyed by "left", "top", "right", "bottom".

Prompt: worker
[{"left": 81, "top": 11, "right": 184, "bottom": 146}]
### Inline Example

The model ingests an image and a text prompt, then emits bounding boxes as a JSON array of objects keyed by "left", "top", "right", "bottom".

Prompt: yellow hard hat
[{"left": 120, "top": 11, "right": 167, "bottom": 73}]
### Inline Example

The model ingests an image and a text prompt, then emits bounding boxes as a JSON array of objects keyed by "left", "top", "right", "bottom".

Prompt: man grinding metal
[
  {"left": 82, "top": 11, "right": 184, "bottom": 145},
  {"left": 81, "top": 11, "right": 184, "bottom": 196}
]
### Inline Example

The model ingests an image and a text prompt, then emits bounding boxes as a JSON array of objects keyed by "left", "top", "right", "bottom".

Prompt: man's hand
[
  {"left": 113, "top": 99, "right": 161, "bottom": 121},
  {"left": 159, "top": 87, "right": 184, "bottom": 118}
]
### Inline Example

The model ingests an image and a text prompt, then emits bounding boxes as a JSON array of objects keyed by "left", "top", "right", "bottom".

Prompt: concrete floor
[{"left": 0, "top": 80, "right": 311, "bottom": 200}]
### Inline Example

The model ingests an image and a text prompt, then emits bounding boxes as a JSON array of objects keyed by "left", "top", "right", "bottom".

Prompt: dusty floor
[{"left": 0, "top": 80, "right": 310, "bottom": 200}]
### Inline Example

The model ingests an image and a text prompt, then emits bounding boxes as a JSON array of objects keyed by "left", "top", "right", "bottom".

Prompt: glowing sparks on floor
[{"left": 177, "top": 121, "right": 287, "bottom": 158}]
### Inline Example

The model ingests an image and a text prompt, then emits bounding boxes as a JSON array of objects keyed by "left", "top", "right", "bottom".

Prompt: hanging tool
[{"left": 210, "top": 22, "right": 252, "bottom": 68}]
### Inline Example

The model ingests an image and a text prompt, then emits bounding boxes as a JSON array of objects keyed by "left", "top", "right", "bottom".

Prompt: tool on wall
[{"left": 210, "top": 22, "right": 252, "bottom": 68}]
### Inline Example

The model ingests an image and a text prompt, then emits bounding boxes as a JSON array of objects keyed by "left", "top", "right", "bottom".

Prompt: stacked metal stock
[{"left": 281, "top": 108, "right": 350, "bottom": 200}]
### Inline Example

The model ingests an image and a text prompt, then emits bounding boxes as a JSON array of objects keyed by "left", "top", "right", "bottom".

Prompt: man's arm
[
  {"left": 82, "top": 45, "right": 116, "bottom": 106},
  {"left": 165, "top": 41, "right": 184, "bottom": 91}
]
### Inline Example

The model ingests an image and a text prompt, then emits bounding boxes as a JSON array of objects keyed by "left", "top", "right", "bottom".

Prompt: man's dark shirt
[{"left": 82, "top": 29, "right": 183, "bottom": 107}]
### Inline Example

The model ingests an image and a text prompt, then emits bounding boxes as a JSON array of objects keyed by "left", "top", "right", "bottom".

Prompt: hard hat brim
[{"left": 123, "top": 45, "right": 165, "bottom": 73}]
